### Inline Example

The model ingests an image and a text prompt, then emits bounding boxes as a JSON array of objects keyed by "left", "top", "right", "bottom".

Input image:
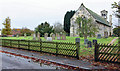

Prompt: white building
[{"left": 70, "top": 3, "right": 113, "bottom": 37}]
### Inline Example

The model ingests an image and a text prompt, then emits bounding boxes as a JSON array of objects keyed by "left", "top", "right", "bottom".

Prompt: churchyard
[{"left": 0, "top": 35, "right": 117, "bottom": 57}]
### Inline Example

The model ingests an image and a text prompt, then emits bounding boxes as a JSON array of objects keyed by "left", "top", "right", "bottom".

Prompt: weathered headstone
[
  {"left": 87, "top": 41, "right": 92, "bottom": 48},
  {"left": 47, "top": 37, "right": 52, "bottom": 41},
  {"left": 84, "top": 39, "right": 88, "bottom": 45},
  {"left": 33, "top": 34, "right": 36, "bottom": 40},
  {"left": 93, "top": 40, "right": 97, "bottom": 45},
  {"left": 75, "top": 38, "right": 80, "bottom": 43},
  {"left": 57, "top": 33, "right": 61, "bottom": 40},
  {"left": 62, "top": 34, "right": 66, "bottom": 40},
  {"left": 24, "top": 33, "right": 26, "bottom": 38},
  {"left": 44, "top": 33, "right": 48, "bottom": 39},
  {"left": 52, "top": 34, "right": 55, "bottom": 40},
  {"left": 97, "top": 34, "right": 101, "bottom": 39},
  {"left": 16, "top": 34, "right": 19, "bottom": 38},
  {"left": 37, "top": 32, "right": 40, "bottom": 40}
]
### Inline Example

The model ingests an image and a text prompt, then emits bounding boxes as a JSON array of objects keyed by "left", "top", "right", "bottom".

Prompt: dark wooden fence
[
  {"left": 0, "top": 39, "right": 80, "bottom": 59},
  {"left": 95, "top": 43, "right": 120, "bottom": 63}
]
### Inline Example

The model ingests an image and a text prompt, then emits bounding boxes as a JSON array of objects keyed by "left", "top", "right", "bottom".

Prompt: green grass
[{"left": 0, "top": 36, "right": 115, "bottom": 57}]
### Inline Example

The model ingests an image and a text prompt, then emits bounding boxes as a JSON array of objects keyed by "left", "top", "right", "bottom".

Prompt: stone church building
[{"left": 70, "top": 3, "right": 113, "bottom": 37}]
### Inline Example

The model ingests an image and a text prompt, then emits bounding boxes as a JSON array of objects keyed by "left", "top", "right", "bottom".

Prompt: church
[{"left": 70, "top": 3, "right": 113, "bottom": 37}]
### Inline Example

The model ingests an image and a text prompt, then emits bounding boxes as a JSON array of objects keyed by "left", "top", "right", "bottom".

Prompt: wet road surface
[{"left": 1, "top": 52, "right": 62, "bottom": 69}]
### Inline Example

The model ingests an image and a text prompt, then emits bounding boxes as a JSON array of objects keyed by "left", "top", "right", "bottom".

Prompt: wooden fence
[
  {"left": 95, "top": 43, "right": 120, "bottom": 63},
  {"left": 0, "top": 39, "right": 80, "bottom": 59}
]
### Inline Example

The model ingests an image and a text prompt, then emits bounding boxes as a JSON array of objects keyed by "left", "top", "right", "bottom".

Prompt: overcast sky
[{"left": 0, "top": 0, "right": 119, "bottom": 30}]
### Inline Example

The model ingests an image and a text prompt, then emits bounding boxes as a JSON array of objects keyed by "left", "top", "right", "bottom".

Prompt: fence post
[
  {"left": 18, "top": 40, "right": 20, "bottom": 48},
  {"left": 2, "top": 39, "right": 3, "bottom": 47},
  {"left": 56, "top": 42, "right": 58, "bottom": 56},
  {"left": 4, "top": 39, "right": 5, "bottom": 47},
  {"left": 75, "top": 38, "right": 80, "bottom": 59},
  {"left": 40, "top": 40, "right": 42, "bottom": 52},
  {"left": 28, "top": 40, "right": 30, "bottom": 50},
  {"left": 94, "top": 40, "right": 99, "bottom": 62},
  {"left": 10, "top": 39, "right": 12, "bottom": 47}
]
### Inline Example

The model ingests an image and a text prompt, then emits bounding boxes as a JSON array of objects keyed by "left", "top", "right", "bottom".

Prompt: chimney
[{"left": 109, "top": 15, "right": 112, "bottom": 25}]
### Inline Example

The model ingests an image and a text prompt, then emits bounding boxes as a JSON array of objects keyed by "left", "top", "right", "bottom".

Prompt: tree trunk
[{"left": 84, "top": 34, "right": 87, "bottom": 39}]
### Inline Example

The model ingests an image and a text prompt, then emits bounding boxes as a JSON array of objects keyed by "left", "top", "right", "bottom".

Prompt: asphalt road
[{"left": 0, "top": 52, "right": 58, "bottom": 69}]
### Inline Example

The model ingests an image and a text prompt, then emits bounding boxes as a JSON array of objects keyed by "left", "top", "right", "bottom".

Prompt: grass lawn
[{"left": 0, "top": 36, "right": 116, "bottom": 57}]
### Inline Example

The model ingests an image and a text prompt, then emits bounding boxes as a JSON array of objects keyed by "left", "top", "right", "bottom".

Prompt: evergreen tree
[
  {"left": 64, "top": 10, "right": 75, "bottom": 36},
  {"left": 35, "top": 22, "right": 54, "bottom": 37}
]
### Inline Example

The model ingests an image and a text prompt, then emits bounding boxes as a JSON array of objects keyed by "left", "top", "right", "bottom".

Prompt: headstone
[
  {"left": 97, "top": 34, "right": 101, "bottom": 39},
  {"left": 60, "top": 32, "right": 62, "bottom": 38},
  {"left": 62, "top": 34, "right": 66, "bottom": 40},
  {"left": 33, "top": 34, "right": 36, "bottom": 40},
  {"left": 56, "top": 33, "right": 58, "bottom": 37},
  {"left": 75, "top": 38, "right": 80, "bottom": 43},
  {"left": 37, "top": 32, "right": 40, "bottom": 40},
  {"left": 24, "top": 33, "right": 26, "bottom": 38},
  {"left": 57, "top": 33, "right": 61, "bottom": 40},
  {"left": 44, "top": 33, "right": 48, "bottom": 39},
  {"left": 16, "top": 34, "right": 19, "bottom": 38},
  {"left": 47, "top": 37, "right": 52, "bottom": 41},
  {"left": 93, "top": 40, "right": 97, "bottom": 45},
  {"left": 52, "top": 34, "right": 55, "bottom": 40},
  {"left": 87, "top": 41, "right": 92, "bottom": 48},
  {"left": 84, "top": 39, "right": 88, "bottom": 45}
]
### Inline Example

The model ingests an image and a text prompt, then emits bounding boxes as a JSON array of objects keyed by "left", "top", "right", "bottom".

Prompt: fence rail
[
  {"left": 0, "top": 39, "right": 80, "bottom": 59},
  {"left": 95, "top": 43, "right": 120, "bottom": 63}
]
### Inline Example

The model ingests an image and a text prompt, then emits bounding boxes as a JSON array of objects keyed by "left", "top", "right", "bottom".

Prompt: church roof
[{"left": 82, "top": 4, "right": 111, "bottom": 27}]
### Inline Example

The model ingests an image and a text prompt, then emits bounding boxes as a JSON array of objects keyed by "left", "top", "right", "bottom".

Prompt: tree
[
  {"left": 113, "top": 27, "right": 120, "bottom": 37},
  {"left": 53, "top": 22, "right": 63, "bottom": 33},
  {"left": 20, "top": 27, "right": 34, "bottom": 36},
  {"left": 2, "top": 17, "right": 12, "bottom": 35},
  {"left": 75, "top": 16, "right": 98, "bottom": 39},
  {"left": 112, "top": 1, "right": 120, "bottom": 45},
  {"left": 64, "top": 10, "right": 75, "bottom": 36},
  {"left": 35, "top": 22, "right": 54, "bottom": 37},
  {"left": 112, "top": 1, "right": 120, "bottom": 62}
]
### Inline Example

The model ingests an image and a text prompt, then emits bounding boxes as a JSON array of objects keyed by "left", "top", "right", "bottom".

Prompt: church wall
[{"left": 70, "top": 5, "right": 95, "bottom": 37}]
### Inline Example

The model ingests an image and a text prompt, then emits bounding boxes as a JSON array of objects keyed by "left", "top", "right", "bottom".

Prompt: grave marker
[
  {"left": 87, "top": 41, "right": 92, "bottom": 48},
  {"left": 97, "top": 34, "right": 101, "bottom": 39},
  {"left": 44, "top": 33, "right": 48, "bottom": 39},
  {"left": 47, "top": 37, "right": 52, "bottom": 41},
  {"left": 57, "top": 33, "right": 61, "bottom": 40},
  {"left": 52, "top": 34, "right": 55, "bottom": 40}
]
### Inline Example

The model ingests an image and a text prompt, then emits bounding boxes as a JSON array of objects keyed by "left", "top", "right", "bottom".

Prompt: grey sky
[{"left": 0, "top": 0, "right": 119, "bottom": 30}]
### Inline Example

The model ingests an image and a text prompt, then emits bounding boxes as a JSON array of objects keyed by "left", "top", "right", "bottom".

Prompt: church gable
[{"left": 71, "top": 3, "right": 94, "bottom": 21}]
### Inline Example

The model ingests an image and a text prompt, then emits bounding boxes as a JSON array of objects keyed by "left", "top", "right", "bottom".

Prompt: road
[{"left": 0, "top": 52, "right": 59, "bottom": 69}]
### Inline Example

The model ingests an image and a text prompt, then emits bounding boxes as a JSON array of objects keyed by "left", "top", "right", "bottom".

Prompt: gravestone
[
  {"left": 84, "top": 39, "right": 88, "bottom": 45},
  {"left": 93, "top": 40, "right": 97, "bottom": 45},
  {"left": 33, "top": 34, "right": 36, "bottom": 40},
  {"left": 44, "top": 33, "right": 48, "bottom": 39},
  {"left": 56, "top": 33, "right": 58, "bottom": 37},
  {"left": 24, "top": 33, "right": 26, "bottom": 38},
  {"left": 75, "top": 38, "right": 80, "bottom": 43},
  {"left": 16, "top": 34, "right": 19, "bottom": 38},
  {"left": 97, "top": 34, "right": 101, "bottom": 39},
  {"left": 47, "top": 37, "right": 52, "bottom": 41},
  {"left": 37, "top": 32, "right": 40, "bottom": 40},
  {"left": 62, "top": 34, "right": 66, "bottom": 40},
  {"left": 57, "top": 33, "right": 61, "bottom": 40},
  {"left": 87, "top": 41, "right": 92, "bottom": 48},
  {"left": 52, "top": 34, "right": 55, "bottom": 40}
]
